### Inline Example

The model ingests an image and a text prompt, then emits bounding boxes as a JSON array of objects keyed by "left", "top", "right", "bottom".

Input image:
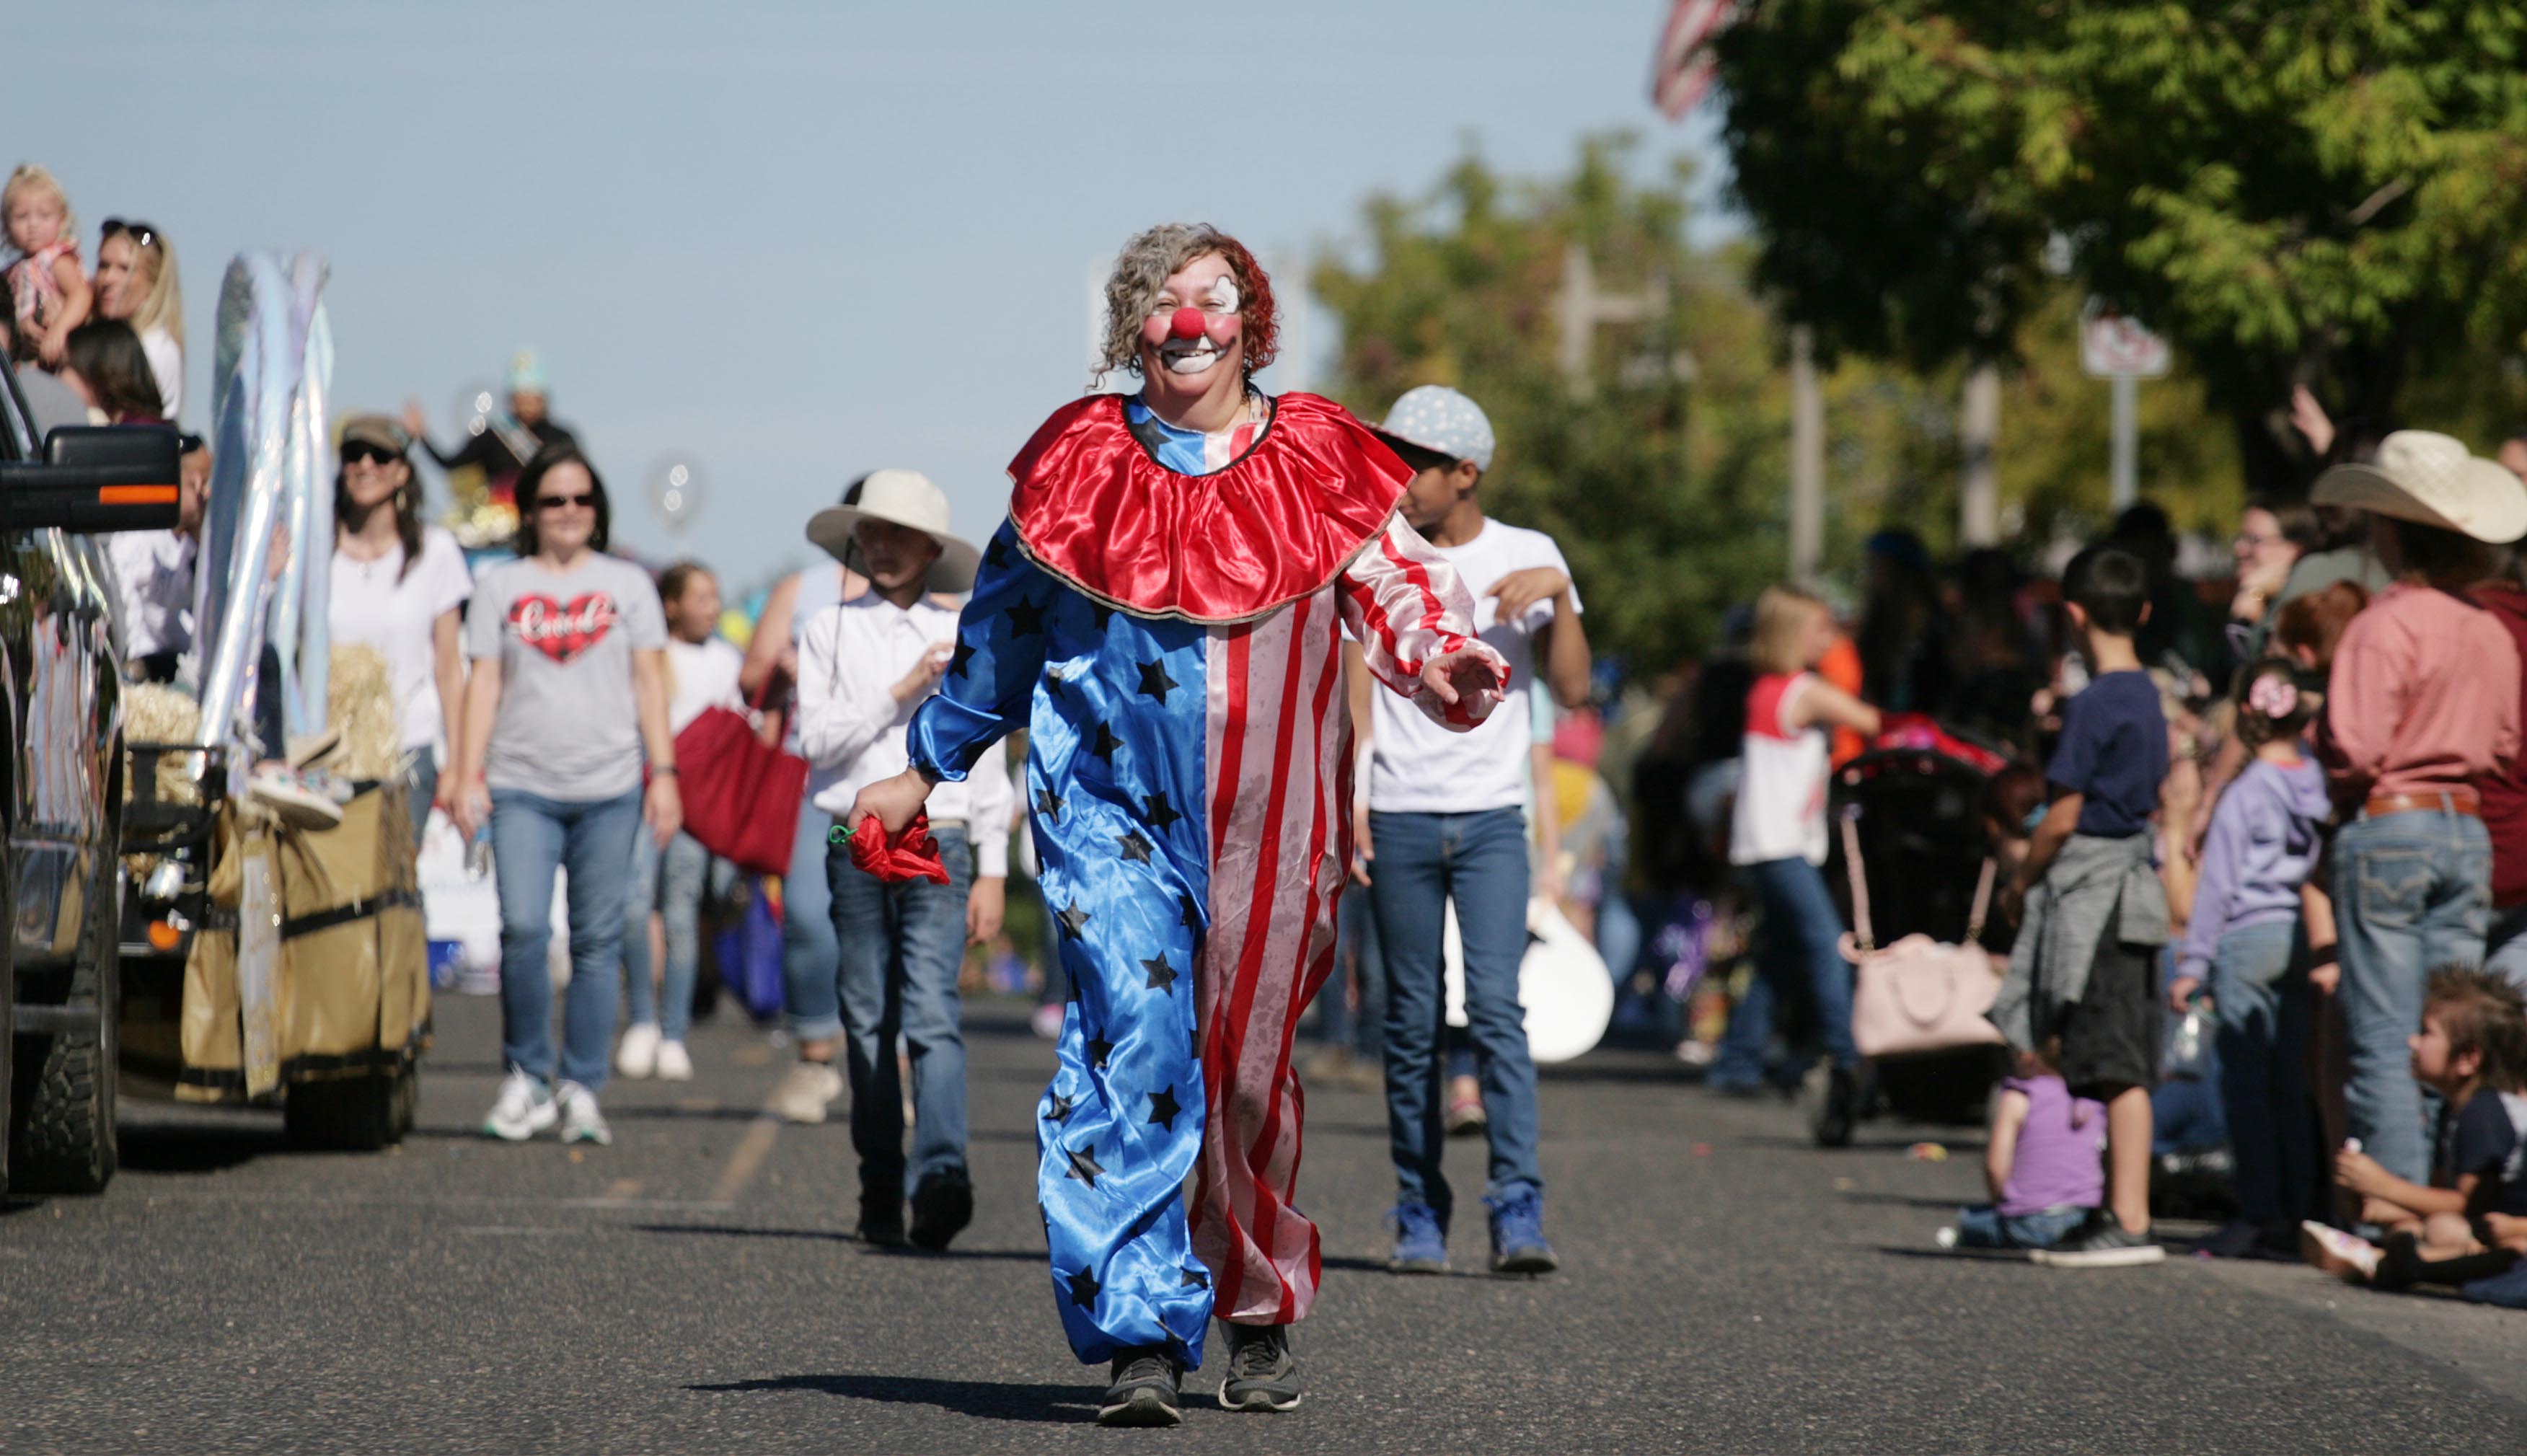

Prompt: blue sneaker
[
  {"left": 1487, "top": 1187, "right": 1559, "bottom": 1275},
  {"left": 1387, "top": 1200, "right": 1450, "bottom": 1274}
]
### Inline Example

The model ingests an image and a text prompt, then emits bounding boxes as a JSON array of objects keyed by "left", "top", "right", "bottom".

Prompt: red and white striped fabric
[
  {"left": 1188, "top": 517, "right": 1503, "bottom": 1323},
  {"left": 1651, "top": 0, "right": 1739, "bottom": 119}
]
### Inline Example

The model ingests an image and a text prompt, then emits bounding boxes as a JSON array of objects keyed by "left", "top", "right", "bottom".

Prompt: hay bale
[
  {"left": 123, "top": 682, "right": 204, "bottom": 806},
  {"left": 327, "top": 645, "right": 402, "bottom": 780}
]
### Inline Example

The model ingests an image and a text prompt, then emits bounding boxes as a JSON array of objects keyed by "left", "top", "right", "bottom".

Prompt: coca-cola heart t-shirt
[{"left": 467, "top": 552, "right": 668, "bottom": 799}]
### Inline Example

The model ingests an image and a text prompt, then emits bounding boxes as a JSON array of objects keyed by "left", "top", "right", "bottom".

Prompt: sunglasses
[
  {"left": 341, "top": 442, "right": 401, "bottom": 467},
  {"left": 101, "top": 217, "right": 159, "bottom": 249},
  {"left": 534, "top": 492, "right": 597, "bottom": 512}
]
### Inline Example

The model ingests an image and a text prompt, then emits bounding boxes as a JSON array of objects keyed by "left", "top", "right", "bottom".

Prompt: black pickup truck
[{"left": 0, "top": 368, "right": 182, "bottom": 1194}]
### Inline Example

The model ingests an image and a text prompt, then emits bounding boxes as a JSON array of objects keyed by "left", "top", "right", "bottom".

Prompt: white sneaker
[
  {"left": 248, "top": 769, "right": 345, "bottom": 831},
  {"left": 482, "top": 1069, "right": 557, "bottom": 1141},
  {"left": 616, "top": 1022, "right": 661, "bottom": 1080},
  {"left": 770, "top": 1059, "right": 843, "bottom": 1124},
  {"left": 653, "top": 1040, "right": 693, "bottom": 1082},
  {"left": 557, "top": 1080, "right": 612, "bottom": 1146}
]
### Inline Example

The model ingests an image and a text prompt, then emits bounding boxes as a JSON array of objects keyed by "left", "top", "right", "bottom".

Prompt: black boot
[{"left": 908, "top": 1166, "right": 974, "bottom": 1251}]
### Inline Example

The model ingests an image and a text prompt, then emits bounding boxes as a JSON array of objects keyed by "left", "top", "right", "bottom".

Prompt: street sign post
[{"left": 2081, "top": 304, "right": 2170, "bottom": 510}]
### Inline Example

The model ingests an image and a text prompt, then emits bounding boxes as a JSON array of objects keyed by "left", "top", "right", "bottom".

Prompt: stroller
[{"left": 1825, "top": 713, "right": 2017, "bottom": 1124}]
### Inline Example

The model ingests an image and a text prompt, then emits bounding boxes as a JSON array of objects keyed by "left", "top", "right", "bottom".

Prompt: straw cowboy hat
[
  {"left": 806, "top": 469, "right": 982, "bottom": 593},
  {"left": 2312, "top": 430, "right": 2527, "bottom": 544}
]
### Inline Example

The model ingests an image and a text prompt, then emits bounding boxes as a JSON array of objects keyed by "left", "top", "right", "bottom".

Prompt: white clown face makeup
[{"left": 1140, "top": 255, "right": 1245, "bottom": 380}]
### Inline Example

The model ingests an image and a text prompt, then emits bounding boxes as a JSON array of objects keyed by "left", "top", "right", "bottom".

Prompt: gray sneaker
[
  {"left": 1217, "top": 1323, "right": 1301, "bottom": 1413},
  {"left": 2029, "top": 1219, "right": 2162, "bottom": 1268},
  {"left": 556, "top": 1080, "right": 612, "bottom": 1147},
  {"left": 1099, "top": 1346, "right": 1185, "bottom": 1427}
]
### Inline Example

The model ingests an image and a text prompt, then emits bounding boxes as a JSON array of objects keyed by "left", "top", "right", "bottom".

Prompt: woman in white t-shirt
[
  {"left": 1722, "top": 585, "right": 1880, "bottom": 1144},
  {"left": 328, "top": 414, "right": 472, "bottom": 849},
  {"left": 614, "top": 561, "right": 743, "bottom": 1083}
]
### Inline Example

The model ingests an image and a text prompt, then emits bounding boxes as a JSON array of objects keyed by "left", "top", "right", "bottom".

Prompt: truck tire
[
  {"left": 9, "top": 860, "right": 122, "bottom": 1194},
  {"left": 284, "top": 1072, "right": 402, "bottom": 1152}
]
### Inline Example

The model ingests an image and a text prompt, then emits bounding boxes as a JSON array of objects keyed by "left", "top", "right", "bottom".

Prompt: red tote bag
[{"left": 673, "top": 700, "right": 808, "bottom": 876}]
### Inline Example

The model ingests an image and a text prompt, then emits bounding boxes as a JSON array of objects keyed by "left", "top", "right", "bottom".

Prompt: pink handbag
[{"left": 1838, "top": 815, "right": 2006, "bottom": 1059}]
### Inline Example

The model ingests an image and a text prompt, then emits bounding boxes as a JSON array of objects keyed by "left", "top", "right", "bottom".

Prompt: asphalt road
[{"left": 6, "top": 992, "right": 2526, "bottom": 1455}]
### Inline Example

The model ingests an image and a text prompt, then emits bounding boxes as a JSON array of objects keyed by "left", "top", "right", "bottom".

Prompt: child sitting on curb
[
  {"left": 2303, "top": 968, "right": 2527, "bottom": 1289},
  {"left": 1937, "top": 1046, "right": 2104, "bottom": 1251}
]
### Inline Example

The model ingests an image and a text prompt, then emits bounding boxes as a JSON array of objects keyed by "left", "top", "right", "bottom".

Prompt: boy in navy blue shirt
[{"left": 2003, "top": 545, "right": 2173, "bottom": 1269}]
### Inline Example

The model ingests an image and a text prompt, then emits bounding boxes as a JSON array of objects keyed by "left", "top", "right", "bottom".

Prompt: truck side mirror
[{"left": 0, "top": 425, "right": 182, "bottom": 534}]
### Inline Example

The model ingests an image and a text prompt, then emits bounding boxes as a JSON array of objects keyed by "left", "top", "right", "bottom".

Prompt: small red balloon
[{"left": 1168, "top": 306, "right": 1207, "bottom": 340}]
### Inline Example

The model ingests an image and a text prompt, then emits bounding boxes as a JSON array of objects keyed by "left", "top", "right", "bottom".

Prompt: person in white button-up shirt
[{"left": 790, "top": 469, "right": 1009, "bottom": 1249}]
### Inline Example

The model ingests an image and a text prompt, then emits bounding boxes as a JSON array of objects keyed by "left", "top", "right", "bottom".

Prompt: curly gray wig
[{"left": 1095, "top": 222, "right": 1279, "bottom": 381}]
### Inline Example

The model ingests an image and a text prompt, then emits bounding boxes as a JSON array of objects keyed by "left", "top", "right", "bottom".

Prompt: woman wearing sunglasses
[
  {"left": 328, "top": 414, "right": 472, "bottom": 848},
  {"left": 451, "top": 447, "right": 682, "bottom": 1147},
  {"left": 90, "top": 218, "right": 182, "bottom": 420}
]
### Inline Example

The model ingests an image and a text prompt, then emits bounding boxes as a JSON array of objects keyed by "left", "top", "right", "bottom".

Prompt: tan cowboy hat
[
  {"left": 2313, "top": 430, "right": 2527, "bottom": 544},
  {"left": 805, "top": 469, "right": 982, "bottom": 592}
]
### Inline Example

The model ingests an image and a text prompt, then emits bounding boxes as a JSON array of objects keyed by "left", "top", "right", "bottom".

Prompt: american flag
[{"left": 1652, "top": 0, "right": 1740, "bottom": 119}]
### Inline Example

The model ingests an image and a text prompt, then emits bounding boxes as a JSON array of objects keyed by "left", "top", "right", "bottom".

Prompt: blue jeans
[
  {"left": 782, "top": 800, "right": 840, "bottom": 1039},
  {"left": 1712, "top": 857, "right": 1859, "bottom": 1084},
  {"left": 2333, "top": 808, "right": 2492, "bottom": 1186},
  {"left": 622, "top": 830, "right": 709, "bottom": 1041},
  {"left": 491, "top": 785, "right": 645, "bottom": 1093},
  {"left": 2484, "top": 903, "right": 2527, "bottom": 994},
  {"left": 1316, "top": 888, "right": 1386, "bottom": 1062},
  {"left": 1953, "top": 1204, "right": 2091, "bottom": 1250},
  {"left": 1367, "top": 808, "right": 1543, "bottom": 1222},
  {"left": 2210, "top": 919, "right": 2316, "bottom": 1226},
  {"left": 405, "top": 755, "right": 438, "bottom": 856},
  {"left": 828, "top": 826, "right": 974, "bottom": 1195}
]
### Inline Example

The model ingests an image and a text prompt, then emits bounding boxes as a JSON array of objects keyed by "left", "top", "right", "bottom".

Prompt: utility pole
[
  {"left": 1959, "top": 364, "right": 2001, "bottom": 546},
  {"left": 1556, "top": 244, "right": 1667, "bottom": 399},
  {"left": 1789, "top": 325, "right": 1823, "bottom": 585},
  {"left": 2108, "top": 375, "right": 2139, "bottom": 510}
]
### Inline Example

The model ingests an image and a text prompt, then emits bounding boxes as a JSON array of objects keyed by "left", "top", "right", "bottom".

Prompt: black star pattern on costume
[
  {"left": 1068, "top": 1264, "right": 1102, "bottom": 1309},
  {"left": 1180, "top": 1266, "right": 1210, "bottom": 1289},
  {"left": 1147, "top": 1086, "right": 1183, "bottom": 1131},
  {"left": 984, "top": 533, "right": 1011, "bottom": 570},
  {"left": 1136, "top": 658, "right": 1178, "bottom": 702},
  {"left": 1044, "top": 1092, "right": 1075, "bottom": 1124},
  {"left": 1036, "top": 786, "right": 1066, "bottom": 821},
  {"left": 1089, "top": 723, "right": 1121, "bottom": 764},
  {"left": 1141, "top": 954, "right": 1178, "bottom": 994},
  {"left": 1064, "top": 1142, "right": 1105, "bottom": 1188},
  {"left": 1091, "top": 601, "right": 1115, "bottom": 630},
  {"left": 1144, "top": 791, "right": 1183, "bottom": 832},
  {"left": 1116, "top": 829, "right": 1152, "bottom": 865},
  {"left": 1004, "top": 596, "right": 1047, "bottom": 637},
  {"left": 947, "top": 635, "right": 976, "bottom": 680},
  {"left": 1055, "top": 900, "right": 1090, "bottom": 939},
  {"left": 1178, "top": 892, "right": 1203, "bottom": 935},
  {"left": 1088, "top": 1032, "right": 1114, "bottom": 1070}
]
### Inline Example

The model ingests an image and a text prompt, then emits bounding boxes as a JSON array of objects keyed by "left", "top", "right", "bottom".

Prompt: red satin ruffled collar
[{"left": 1005, "top": 391, "right": 1410, "bottom": 625}]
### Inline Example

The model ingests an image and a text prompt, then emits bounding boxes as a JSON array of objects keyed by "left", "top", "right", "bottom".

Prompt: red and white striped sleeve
[{"left": 1338, "top": 513, "right": 1506, "bottom": 729}]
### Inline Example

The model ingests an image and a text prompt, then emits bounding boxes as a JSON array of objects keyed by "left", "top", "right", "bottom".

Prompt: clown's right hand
[{"left": 848, "top": 767, "right": 934, "bottom": 838}]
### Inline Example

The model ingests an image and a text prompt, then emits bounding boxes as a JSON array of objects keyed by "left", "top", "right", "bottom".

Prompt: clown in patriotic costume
[{"left": 847, "top": 223, "right": 1504, "bottom": 1426}]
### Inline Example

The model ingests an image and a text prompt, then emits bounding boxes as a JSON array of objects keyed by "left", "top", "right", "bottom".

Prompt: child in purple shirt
[
  {"left": 2167, "top": 661, "right": 2332, "bottom": 1256},
  {"left": 1939, "top": 1049, "right": 2106, "bottom": 1250}
]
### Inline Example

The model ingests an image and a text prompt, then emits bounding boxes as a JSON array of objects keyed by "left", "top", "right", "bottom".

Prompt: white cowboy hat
[
  {"left": 805, "top": 469, "right": 982, "bottom": 593},
  {"left": 2312, "top": 430, "right": 2527, "bottom": 544}
]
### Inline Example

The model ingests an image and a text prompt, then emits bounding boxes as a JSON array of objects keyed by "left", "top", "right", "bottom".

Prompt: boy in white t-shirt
[
  {"left": 614, "top": 561, "right": 744, "bottom": 1084},
  {"left": 1354, "top": 386, "right": 1591, "bottom": 1276}
]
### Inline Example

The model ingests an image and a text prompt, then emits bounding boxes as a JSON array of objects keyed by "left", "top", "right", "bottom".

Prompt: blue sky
[{"left": 23, "top": 1, "right": 1728, "bottom": 600}]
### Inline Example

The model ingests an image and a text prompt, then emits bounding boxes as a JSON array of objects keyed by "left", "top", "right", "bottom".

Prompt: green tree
[
  {"left": 1315, "top": 139, "right": 1791, "bottom": 674},
  {"left": 1714, "top": 0, "right": 2527, "bottom": 489}
]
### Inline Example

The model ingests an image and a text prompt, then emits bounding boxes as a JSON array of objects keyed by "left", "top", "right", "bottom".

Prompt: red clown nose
[{"left": 1168, "top": 306, "right": 1207, "bottom": 341}]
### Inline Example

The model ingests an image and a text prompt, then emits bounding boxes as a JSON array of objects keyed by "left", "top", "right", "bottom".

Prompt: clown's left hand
[{"left": 1421, "top": 644, "right": 1507, "bottom": 713}]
